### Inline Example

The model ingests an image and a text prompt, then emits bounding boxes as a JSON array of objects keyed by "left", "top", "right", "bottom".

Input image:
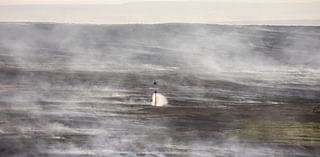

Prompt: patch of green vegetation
[
  {"left": 189, "top": 111, "right": 210, "bottom": 116},
  {"left": 230, "top": 120, "right": 320, "bottom": 146}
]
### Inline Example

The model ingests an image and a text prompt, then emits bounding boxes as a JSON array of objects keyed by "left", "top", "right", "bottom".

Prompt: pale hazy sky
[
  {"left": 1, "top": 0, "right": 319, "bottom": 5},
  {"left": 0, "top": 0, "right": 320, "bottom": 25}
]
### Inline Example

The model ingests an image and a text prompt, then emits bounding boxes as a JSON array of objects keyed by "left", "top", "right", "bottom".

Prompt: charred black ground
[{"left": 0, "top": 23, "right": 319, "bottom": 157}]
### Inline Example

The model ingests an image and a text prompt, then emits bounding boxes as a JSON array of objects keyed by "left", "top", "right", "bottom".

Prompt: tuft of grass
[{"left": 230, "top": 120, "right": 320, "bottom": 146}]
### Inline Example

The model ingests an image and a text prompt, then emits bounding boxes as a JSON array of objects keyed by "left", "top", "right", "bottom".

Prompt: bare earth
[{"left": 0, "top": 23, "right": 319, "bottom": 157}]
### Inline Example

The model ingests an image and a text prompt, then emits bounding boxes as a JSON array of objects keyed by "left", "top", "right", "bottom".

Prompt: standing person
[
  {"left": 152, "top": 80, "right": 158, "bottom": 106},
  {"left": 151, "top": 80, "right": 168, "bottom": 106}
]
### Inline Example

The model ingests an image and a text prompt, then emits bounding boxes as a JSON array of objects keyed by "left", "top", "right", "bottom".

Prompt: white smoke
[
  {"left": 151, "top": 92, "right": 168, "bottom": 107},
  {"left": 0, "top": 23, "right": 319, "bottom": 157}
]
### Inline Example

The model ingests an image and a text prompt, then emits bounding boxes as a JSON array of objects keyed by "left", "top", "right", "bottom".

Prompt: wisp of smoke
[{"left": 152, "top": 92, "right": 168, "bottom": 107}]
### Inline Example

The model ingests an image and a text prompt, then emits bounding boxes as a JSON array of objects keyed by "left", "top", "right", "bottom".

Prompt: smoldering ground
[{"left": 0, "top": 23, "right": 320, "bottom": 157}]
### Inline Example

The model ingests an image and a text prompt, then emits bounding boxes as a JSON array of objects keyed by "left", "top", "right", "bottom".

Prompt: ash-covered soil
[{"left": 0, "top": 23, "right": 320, "bottom": 157}]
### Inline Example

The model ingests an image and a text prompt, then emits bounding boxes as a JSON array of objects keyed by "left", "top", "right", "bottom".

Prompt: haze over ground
[
  {"left": 0, "top": 23, "right": 320, "bottom": 157},
  {"left": 0, "top": 0, "right": 320, "bottom": 25},
  {"left": 0, "top": 1, "right": 320, "bottom": 156}
]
